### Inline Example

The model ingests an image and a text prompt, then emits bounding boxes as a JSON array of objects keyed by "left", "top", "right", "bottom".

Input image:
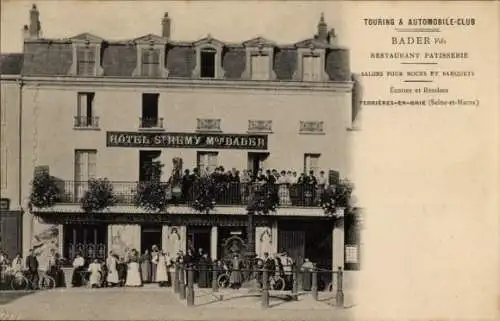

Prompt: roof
[
  {"left": 19, "top": 32, "right": 350, "bottom": 81},
  {"left": 0, "top": 53, "right": 24, "bottom": 75}
]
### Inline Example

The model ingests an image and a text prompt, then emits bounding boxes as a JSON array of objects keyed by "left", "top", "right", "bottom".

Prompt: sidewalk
[{"left": 0, "top": 285, "right": 356, "bottom": 321}]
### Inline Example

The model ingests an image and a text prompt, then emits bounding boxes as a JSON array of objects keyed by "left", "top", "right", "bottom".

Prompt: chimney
[
  {"left": 29, "top": 4, "right": 41, "bottom": 39},
  {"left": 23, "top": 25, "right": 29, "bottom": 40},
  {"left": 317, "top": 12, "right": 328, "bottom": 43},
  {"left": 328, "top": 28, "right": 337, "bottom": 46},
  {"left": 162, "top": 12, "right": 171, "bottom": 38}
]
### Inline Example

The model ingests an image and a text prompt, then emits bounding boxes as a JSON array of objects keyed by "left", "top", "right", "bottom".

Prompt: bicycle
[
  {"left": 10, "top": 271, "right": 56, "bottom": 291},
  {"left": 216, "top": 271, "right": 230, "bottom": 288},
  {"left": 39, "top": 273, "right": 56, "bottom": 290},
  {"left": 269, "top": 274, "right": 285, "bottom": 291},
  {"left": 10, "top": 271, "right": 29, "bottom": 291}
]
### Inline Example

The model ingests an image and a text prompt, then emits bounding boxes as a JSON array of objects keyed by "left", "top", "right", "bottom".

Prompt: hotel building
[{"left": 0, "top": 4, "right": 360, "bottom": 280}]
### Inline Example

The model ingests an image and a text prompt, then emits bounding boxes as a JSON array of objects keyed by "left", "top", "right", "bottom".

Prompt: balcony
[
  {"left": 73, "top": 116, "right": 100, "bottom": 129},
  {"left": 56, "top": 180, "right": 325, "bottom": 208},
  {"left": 139, "top": 117, "right": 164, "bottom": 130}
]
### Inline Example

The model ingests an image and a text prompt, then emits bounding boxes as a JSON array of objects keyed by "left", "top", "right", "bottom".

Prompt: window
[
  {"left": 75, "top": 93, "right": 97, "bottom": 128},
  {"left": 140, "top": 93, "right": 162, "bottom": 128},
  {"left": 77, "top": 48, "right": 96, "bottom": 76},
  {"left": 200, "top": 48, "right": 216, "bottom": 78},
  {"left": 139, "top": 150, "right": 162, "bottom": 181},
  {"left": 192, "top": 36, "right": 225, "bottom": 79},
  {"left": 304, "top": 154, "right": 320, "bottom": 175},
  {"left": 302, "top": 55, "right": 322, "bottom": 81},
  {"left": 197, "top": 152, "right": 218, "bottom": 175},
  {"left": 141, "top": 49, "right": 160, "bottom": 77},
  {"left": 250, "top": 55, "right": 270, "bottom": 80},
  {"left": 74, "top": 150, "right": 97, "bottom": 201}
]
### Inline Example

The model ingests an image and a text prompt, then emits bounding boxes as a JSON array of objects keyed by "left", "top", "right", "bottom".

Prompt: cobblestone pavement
[{"left": 0, "top": 286, "right": 355, "bottom": 321}]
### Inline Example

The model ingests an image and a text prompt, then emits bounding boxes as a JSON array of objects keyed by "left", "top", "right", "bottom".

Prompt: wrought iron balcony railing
[
  {"left": 139, "top": 117, "right": 164, "bottom": 129},
  {"left": 74, "top": 116, "right": 100, "bottom": 129},
  {"left": 56, "top": 180, "right": 327, "bottom": 208}
]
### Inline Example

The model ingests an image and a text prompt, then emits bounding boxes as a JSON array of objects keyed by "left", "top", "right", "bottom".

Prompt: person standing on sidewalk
[
  {"left": 106, "top": 251, "right": 119, "bottom": 287},
  {"left": 25, "top": 249, "right": 39, "bottom": 290}
]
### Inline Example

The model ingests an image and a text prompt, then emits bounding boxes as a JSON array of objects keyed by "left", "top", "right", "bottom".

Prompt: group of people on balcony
[{"left": 178, "top": 166, "right": 330, "bottom": 207}]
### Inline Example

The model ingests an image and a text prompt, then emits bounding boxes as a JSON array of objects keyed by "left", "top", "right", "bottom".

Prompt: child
[{"left": 88, "top": 259, "right": 101, "bottom": 288}]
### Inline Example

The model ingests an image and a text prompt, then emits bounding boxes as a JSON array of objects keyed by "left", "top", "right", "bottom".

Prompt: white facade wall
[{"left": 19, "top": 81, "right": 353, "bottom": 197}]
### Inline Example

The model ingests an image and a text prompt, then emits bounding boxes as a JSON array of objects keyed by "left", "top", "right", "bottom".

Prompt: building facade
[
  {"left": 0, "top": 53, "right": 24, "bottom": 258},
  {"left": 1, "top": 5, "right": 360, "bottom": 278}
]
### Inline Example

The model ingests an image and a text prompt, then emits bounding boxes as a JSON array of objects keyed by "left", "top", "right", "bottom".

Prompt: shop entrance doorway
[{"left": 141, "top": 225, "right": 162, "bottom": 254}]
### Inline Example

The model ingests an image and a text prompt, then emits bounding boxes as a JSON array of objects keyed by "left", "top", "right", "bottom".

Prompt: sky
[{"left": 1, "top": 1, "right": 348, "bottom": 51}]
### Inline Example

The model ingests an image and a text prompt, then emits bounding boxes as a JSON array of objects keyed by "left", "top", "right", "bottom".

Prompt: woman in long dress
[
  {"left": 106, "top": 252, "right": 119, "bottom": 287},
  {"left": 151, "top": 245, "right": 159, "bottom": 283},
  {"left": 71, "top": 253, "right": 85, "bottom": 287},
  {"left": 301, "top": 258, "right": 314, "bottom": 291},
  {"left": 229, "top": 254, "right": 243, "bottom": 289},
  {"left": 140, "top": 250, "right": 152, "bottom": 283},
  {"left": 88, "top": 259, "right": 102, "bottom": 288},
  {"left": 156, "top": 251, "right": 169, "bottom": 287},
  {"left": 125, "top": 249, "right": 142, "bottom": 287},
  {"left": 277, "top": 171, "right": 291, "bottom": 206}
]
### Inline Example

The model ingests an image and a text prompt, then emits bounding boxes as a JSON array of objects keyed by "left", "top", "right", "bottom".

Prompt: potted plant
[
  {"left": 30, "top": 171, "right": 61, "bottom": 208},
  {"left": 246, "top": 182, "right": 279, "bottom": 215},
  {"left": 80, "top": 178, "right": 116, "bottom": 212},
  {"left": 321, "top": 179, "right": 354, "bottom": 218},
  {"left": 191, "top": 176, "right": 218, "bottom": 214},
  {"left": 134, "top": 161, "right": 169, "bottom": 212}
]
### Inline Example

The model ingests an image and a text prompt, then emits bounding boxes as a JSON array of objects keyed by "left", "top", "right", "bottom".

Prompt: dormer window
[
  {"left": 69, "top": 33, "right": 104, "bottom": 77},
  {"left": 132, "top": 34, "right": 168, "bottom": 78},
  {"left": 250, "top": 55, "right": 270, "bottom": 80},
  {"left": 302, "top": 54, "right": 322, "bottom": 81},
  {"left": 242, "top": 37, "right": 276, "bottom": 81},
  {"left": 141, "top": 48, "right": 161, "bottom": 77},
  {"left": 200, "top": 48, "right": 216, "bottom": 78},
  {"left": 192, "top": 35, "right": 225, "bottom": 79},
  {"left": 293, "top": 39, "right": 329, "bottom": 82},
  {"left": 77, "top": 47, "right": 96, "bottom": 76}
]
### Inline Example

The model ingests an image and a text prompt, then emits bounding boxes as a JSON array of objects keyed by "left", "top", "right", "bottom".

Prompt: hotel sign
[{"left": 106, "top": 132, "right": 268, "bottom": 150}]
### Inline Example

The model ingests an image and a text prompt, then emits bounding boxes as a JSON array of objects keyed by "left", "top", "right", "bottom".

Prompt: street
[{"left": 0, "top": 285, "right": 355, "bottom": 321}]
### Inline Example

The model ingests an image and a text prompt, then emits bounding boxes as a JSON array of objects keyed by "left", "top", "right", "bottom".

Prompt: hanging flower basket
[
  {"left": 134, "top": 161, "right": 169, "bottom": 212},
  {"left": 29, "top": 171, "right": 61, "bottom": 208},
  {"left": 321, "top": 179, "right": 354, "bottom": 218},
  {"left": 246, "top": 183, "right": 278, "bottom": 215},
  {"left": 80, "top": 178, "right": 116, "bottom": 213},
  {"left": 191, "top": 176, "right": 218, "bottom": 214},
  {"left": 134, "top": 181, "right": 169, "bottom": 212}
]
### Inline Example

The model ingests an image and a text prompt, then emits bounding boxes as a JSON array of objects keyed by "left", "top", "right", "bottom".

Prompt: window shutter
[
  {"left": 312, "top": 56, "right": 321, "bottom": 81},
  {"left": 149, "top": 50, "right": 160, "bottom": 77},
  {"left": 302, "top": 56, "right": 312, "bottom": 81},
  {"left": 251, "top": 55, "right": 268, "bottom": 80},
  {"left": 208, "top": 153, "right": 218, "bottom": 173},
  {"left": 141, "top": 50, "right": 151, "bottom": 76},
  {"left": 77, "top": 49, "right": 86, "bottom": 75},
  {"left": 77, "top": 94, "right": 88, "bottom": 118},
  {"left": 85, "top": 49, "right": 96, "bottom": 76},
  {"left": 329, "top": 170, "right": 340, "bottom": 185},
  {"left": 198, "top": 153, "right": 208, "bottom": 172}
]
